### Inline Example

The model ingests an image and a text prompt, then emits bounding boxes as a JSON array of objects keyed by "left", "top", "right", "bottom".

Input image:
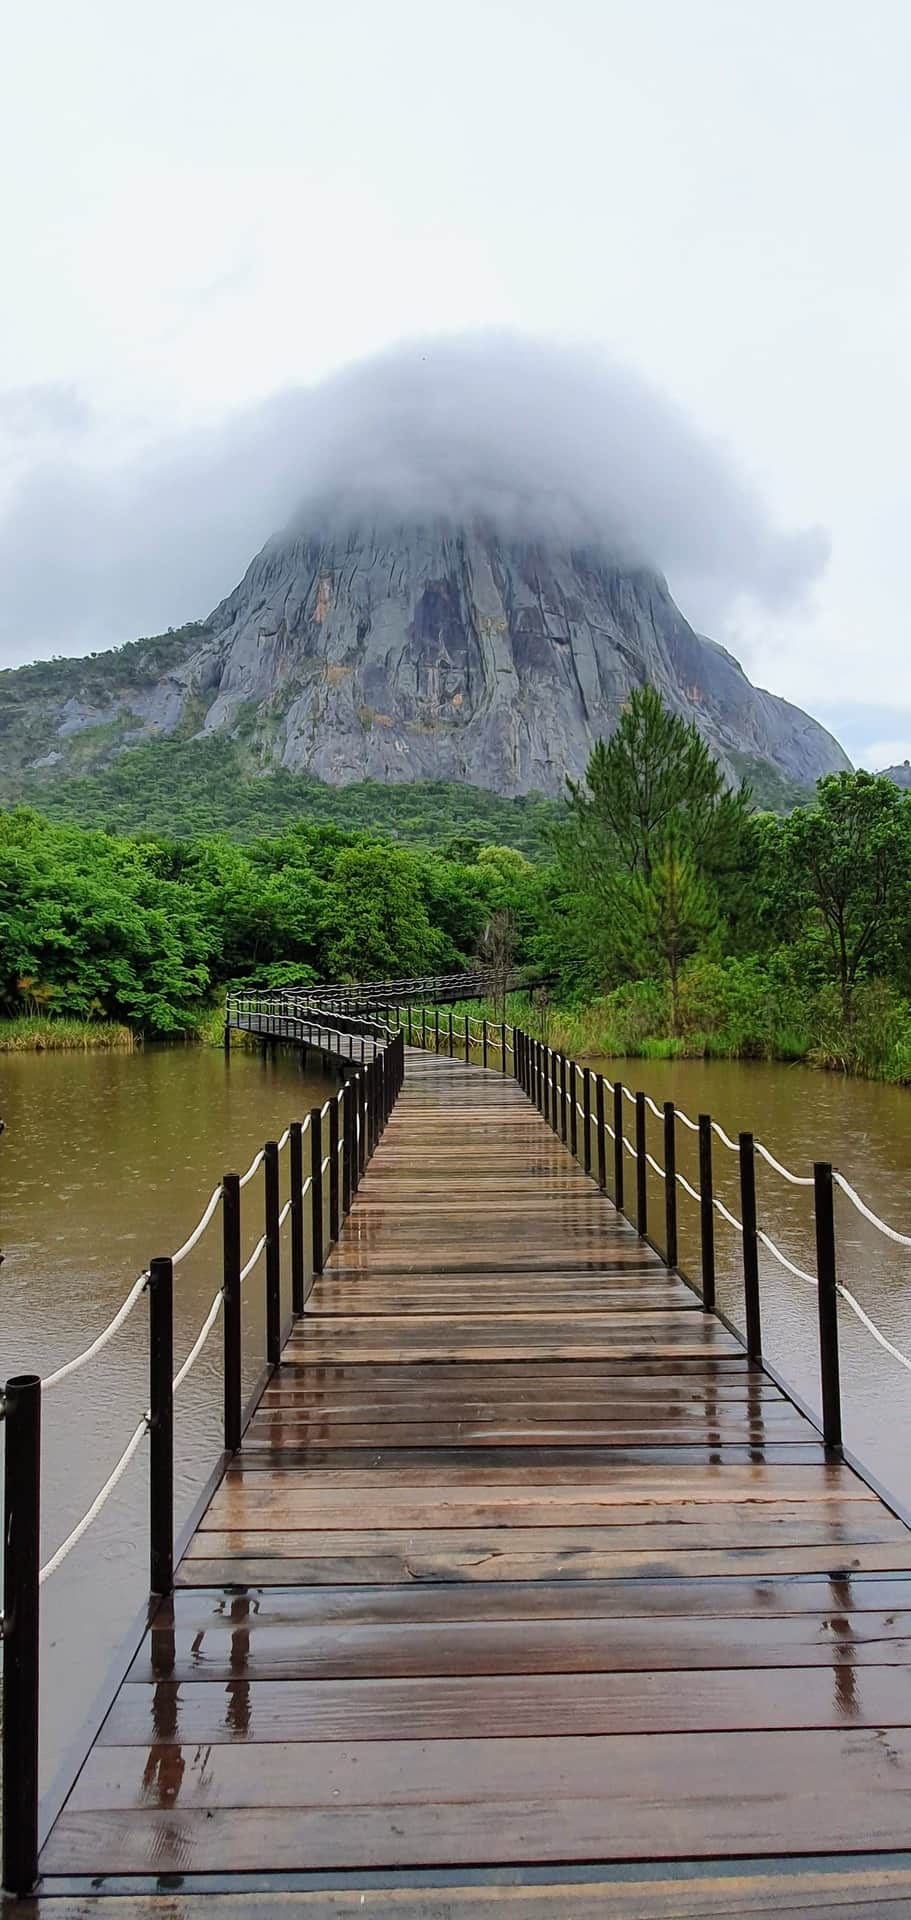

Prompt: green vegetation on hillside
[
  {"left": 11, "top": 737, "right": 560, "bottom": 857},
  {"left": 3, "top": 690, "right": 909, "bottom": 1081}
]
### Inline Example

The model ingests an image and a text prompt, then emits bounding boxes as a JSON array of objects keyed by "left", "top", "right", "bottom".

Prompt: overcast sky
[{"left": 2, "top": 0, "right": 909, "bottom": 769}]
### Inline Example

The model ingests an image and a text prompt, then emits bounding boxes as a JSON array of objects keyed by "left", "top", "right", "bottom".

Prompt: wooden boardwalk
[{"left": 33, "top": 1050, "right": 911, "bottom": 1913}]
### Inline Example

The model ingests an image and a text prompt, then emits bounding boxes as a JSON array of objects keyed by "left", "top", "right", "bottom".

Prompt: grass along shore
[
  {"left": 0, "top": 1016, "right": 135, "bottom": 1051},
  {"left": 8, "top": 962, "right": 911, "bottom": 1084},
  {"left": 442, "top": 967, "right": 911, "bottom": 1086}
]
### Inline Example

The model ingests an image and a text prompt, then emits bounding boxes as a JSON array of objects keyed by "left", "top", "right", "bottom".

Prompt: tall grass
[
  {"left": 0, "top": 1016, "right": 135, "bottom": 1052},
  {"left": 432, "top": 963, "right": 911, "bottom": 1085}
]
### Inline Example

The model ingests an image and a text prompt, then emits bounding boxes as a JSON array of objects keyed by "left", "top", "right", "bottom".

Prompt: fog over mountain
[{"left": 0, "top": 336, "right": 829, "bottom": 666}]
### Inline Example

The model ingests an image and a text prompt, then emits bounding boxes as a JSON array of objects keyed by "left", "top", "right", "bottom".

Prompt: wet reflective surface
[
  {"left": 3, "top": 1044, "right": 911, "bottom": 1806},
  {"left": 0, "top": 1043, "right": 335, "bottom": 1794},
  {"left": 586, "top": 1056, "right": 911, "bottom": 1509}
]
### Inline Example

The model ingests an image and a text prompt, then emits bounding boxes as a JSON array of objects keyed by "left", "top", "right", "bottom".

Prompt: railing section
[{"left": 0, "top": 1004, "right": 404, "bottom": 1898}]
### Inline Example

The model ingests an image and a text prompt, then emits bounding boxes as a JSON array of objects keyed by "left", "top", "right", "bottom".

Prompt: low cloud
[{"left": 0, "top": 334, "right": 829, "bottom": 667}]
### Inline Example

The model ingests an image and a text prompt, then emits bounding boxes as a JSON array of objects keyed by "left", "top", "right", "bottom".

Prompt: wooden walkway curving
[{"left": 32, "top": 1050, "right": 911, "bottom": 1913}]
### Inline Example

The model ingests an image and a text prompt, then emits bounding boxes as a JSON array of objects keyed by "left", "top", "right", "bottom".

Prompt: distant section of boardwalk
[{"left": 33, "top": 1050, "right": 911, "bottom": 1913}]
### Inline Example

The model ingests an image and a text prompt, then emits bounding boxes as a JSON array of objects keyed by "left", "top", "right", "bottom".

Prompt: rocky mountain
[
  {"left": 0, "top": 519, "right": 850, "bottom": 800},
  {"left": 881, "top": 762, "right": 911, "bottom": 789}
]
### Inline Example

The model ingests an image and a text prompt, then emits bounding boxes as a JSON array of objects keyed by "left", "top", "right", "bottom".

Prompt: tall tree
[
  {"left": 617, "top": 843, "right": 720, "bottom": 1034},
  {"left": 565, "top": 686, "right": 752, "bottom": 886},
  {"left": 781, "top": 771, "right": 911, "bottom": 1021}
]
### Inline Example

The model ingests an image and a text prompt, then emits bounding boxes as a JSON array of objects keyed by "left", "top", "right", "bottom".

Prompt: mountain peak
[
  {"left": 0, "top": 518, "right": 849, "bottom": 804},
  {"left": 198, "top": 518, "right": 848, "bottom": 797}
]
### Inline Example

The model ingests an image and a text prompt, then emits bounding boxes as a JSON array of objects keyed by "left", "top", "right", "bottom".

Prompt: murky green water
[{"left": 0, "top": 1044, "right": 338, "bottom": 1802}]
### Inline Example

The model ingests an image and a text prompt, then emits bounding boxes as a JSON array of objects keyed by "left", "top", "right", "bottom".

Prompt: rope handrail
[
  {"left": 172, "top": 1290, "right": 223, "bottom": 1395},
  {"left": 39, "top": 1416, "right": 149, "bottom": 1586},
  {"left": 40, "top": 1255, "right": 238, "bottom": 1584},
  {"left": 753, "top": 1141, "right": 814, "bottom": 1187},
  {"left": 833, "top": 1171, "right": 911, "bottom": 1248},
  {"left": 41, "top": 1268, "right": 149, "bottom": 1392},
  {"left": 240, "top": 1232, "right": 267, "bottom": 1284},
  {"left": 238, "top": 1149, "right": 265, "bottom": 1190},
  {"left": 172, "top": 1183, "right": 223, "bottom": 1266}
]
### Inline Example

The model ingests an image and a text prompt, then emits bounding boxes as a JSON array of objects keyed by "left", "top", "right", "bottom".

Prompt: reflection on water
[
  {"left": 0, "top": 1042, "right": 336, "bottom": 1795},
  {"left": 586, "top": 1055, "right": 911, "bottom": 1509}
]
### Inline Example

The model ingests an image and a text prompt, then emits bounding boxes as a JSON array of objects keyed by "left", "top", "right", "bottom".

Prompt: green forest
[{"left": 3, "top": 689, "right": 911, "bottom": 1081}]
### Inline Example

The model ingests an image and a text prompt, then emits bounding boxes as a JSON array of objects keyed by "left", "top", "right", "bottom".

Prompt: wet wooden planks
[{"left": 37, "top": 1048, "right": 911, "bottom": 1906}]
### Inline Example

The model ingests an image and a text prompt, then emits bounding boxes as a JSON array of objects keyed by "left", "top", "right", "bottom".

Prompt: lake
[
  {"left": 2, "top": 1042, "right": 910, "bottom": 1802},
  {"left": 0, "top": 1042, "right": 339, "bottom": 1803}
]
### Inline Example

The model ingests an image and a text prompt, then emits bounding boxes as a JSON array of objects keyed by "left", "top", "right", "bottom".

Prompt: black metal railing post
[
  {"left": 698, "top": 1115, "right": 716, "bottom": 1312},
  {"left": 501, "top": 1022, "right": 507, "bottom": 1073},
  {"left": 570, "top": 1062, "right": 578, "bottom": 1157},
  {"left": 448, "top": 1007, "right": 454, "bottom": 1058},
  {"left": 149, "top": 1254, "right": 174, "bottom": 1597},
  {"left": 290, "top": 1121, "right": 306, "bottom": 1312},
  {"left": 341, "top": 1085, "right": 353, "bottom": 1218},
  {"left": 815, "top": 1161, "right": 842, "bottom": 1451},
  {"left": 434, "top": 1006, "right": 440, "bottom": 1055},
  {"left": 407, "top": 1005, "right": 413, "bottom": 1045},
  {"left": 2, "top": 1372, "right": 41, "bottom": 1896},
  {"left": 329, "top": 1095, "right": 340, "bottom": 1243},
  {"left": 465, "top": 1013, "right": 470, "bottom": 1062},
  {"left": 559, "top": 1055, "right": 568, "bottom": 1142},
  {"left": 582, "top": 1069, "right": 591, "bottom": 1174},
  {"left": 482, "top": 1017, "right": 488, "bottom": 1069},
  {"left": 635, "top": 1091, "right": 648, "bottom": 1236},
  {"left": 358, "top": 1069, "right": 368, "bottom": 1175},
  {"left": 663, "top": 1102, "right": 678, "bottom": 1269},
  {"left": 739, "top": 1132, "right": 762, "bottom": 1360},
  {"left": 222, "top": 1173, "right": 242, "bottom": 1449},
  {"left": 310, "top": 1106, "right": 324, "bottom": 1276},
  {"left": 264, "top": 1141, "right": 281, "bottom": 1364},
  {"left": 596, "top": 1074, "right": 606, "bottom": 1189},
  {"left": 613, "top": 1081, "right": 624, "bottom": 1211}
]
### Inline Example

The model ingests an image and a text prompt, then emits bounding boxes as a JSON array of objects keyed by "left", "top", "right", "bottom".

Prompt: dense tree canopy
[{"left": 4, "top": 697, "right": 911, "bottom": 1082}]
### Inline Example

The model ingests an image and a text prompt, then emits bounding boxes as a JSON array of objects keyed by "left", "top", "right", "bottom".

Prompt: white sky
[{"left": 2, "top": 0, "right": 909, "bottom": 768}]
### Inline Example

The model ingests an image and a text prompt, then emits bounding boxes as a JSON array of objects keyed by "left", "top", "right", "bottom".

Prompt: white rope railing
[
  {"left": 756, "top": 1230, "right": 816, "bottom": 1287},
  {"left": 833, "top": 1172, "right": 911, "bottom": 1248},
  {"left": 518, "top": 1025, "right": 911, "bottom": 1392},
  {"left": 238, "top": 1148, "right": 265, "bottom": 1190},
  {"left": 754, "top": 1141, "right": 814, "bottom": 1187},
  {"left": 41, "top": 1268, "right": 149, "bottom": 1391},
  {"left": 172, "top": 1290, "right": 223, "bottom": 1394},
  {"left": 837, "top": 1285, "right": 911, "bottom": 1373},
  {"left": 171, "top": 1183, "right": 222, "bottom": 1266},
  {"left": 239, "top": 1232, "right": 267, "bottom": 1284},
  {"left": 39, "top": 1416, "right": 148, "bottom": 1585}
]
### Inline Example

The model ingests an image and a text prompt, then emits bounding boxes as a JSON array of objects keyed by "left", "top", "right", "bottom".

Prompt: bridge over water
[{"left": 5, "top": 983, "right": 911, "bottom": 1913}]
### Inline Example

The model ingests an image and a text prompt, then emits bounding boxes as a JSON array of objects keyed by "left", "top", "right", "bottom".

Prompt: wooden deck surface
[{"left": 32, "top": 1050, "right": 911, "bottom": 1914}]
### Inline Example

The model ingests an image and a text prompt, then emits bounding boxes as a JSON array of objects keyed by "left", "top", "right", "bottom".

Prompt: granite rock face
[
  {"left": 2, "top": 520, "right": 850, "bottom": 798},
  {"left": 195, "top": 520, "right": 850, "bottom": 794}
]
